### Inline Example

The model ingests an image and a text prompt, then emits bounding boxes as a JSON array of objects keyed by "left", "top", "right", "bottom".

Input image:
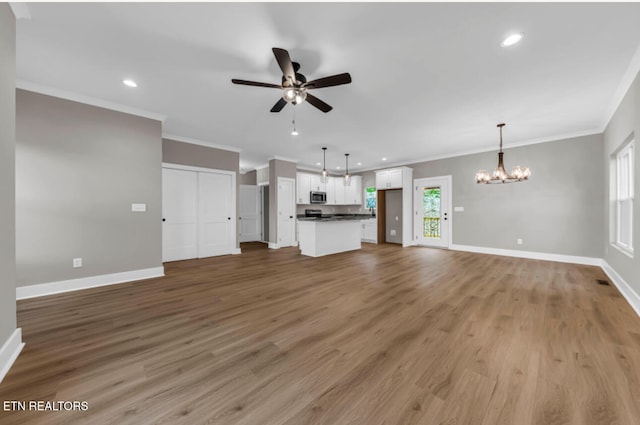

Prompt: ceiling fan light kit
[
  {"left": 232, "top": 47, "right": 352, "bottom": 114},
  {"left": 476, "top": 123, "right": 531, "bottom": 184}
]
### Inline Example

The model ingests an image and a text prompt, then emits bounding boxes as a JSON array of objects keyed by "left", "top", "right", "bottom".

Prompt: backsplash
[{"left": 296, "top": 204, "right": 374, "bottom": 215}]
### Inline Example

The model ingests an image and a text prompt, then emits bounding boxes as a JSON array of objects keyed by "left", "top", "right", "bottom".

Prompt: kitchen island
[{"left": 297, "top": 214, "right": 372, "bottom": 257}]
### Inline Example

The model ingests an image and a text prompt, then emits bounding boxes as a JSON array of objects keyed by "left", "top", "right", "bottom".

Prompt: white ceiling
[{"left": 15, "top": 2, "right": 640, "bottom": 173}]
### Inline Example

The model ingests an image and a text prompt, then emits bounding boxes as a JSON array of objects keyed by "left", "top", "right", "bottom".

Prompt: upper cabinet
[
  {"left": 345, "top": 176, "right": 363, "bottom": 205},
  {"left": 376, "top": 167, "right": 408, "bottom": 190},
  {"left": 309, "top": 174, "right": 326, "bottom": 192},
  {"left": 296, "top": 173, "right": 311, "bottom": 204},
  {"left": 296, "top": 172, "right": 362, "bottom": 205}
]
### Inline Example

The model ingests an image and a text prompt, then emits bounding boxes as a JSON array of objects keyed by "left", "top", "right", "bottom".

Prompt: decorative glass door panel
[
  {"left": 422, "top": 187, "right": 441, "bottom": 239},
  {"left": 414, "top": 176, "right": 450, "bottom": 248}
]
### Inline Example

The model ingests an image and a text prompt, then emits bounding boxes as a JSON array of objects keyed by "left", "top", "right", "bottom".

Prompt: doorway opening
[{"left": 376, "top": 189, "right": 403, "bottom": 245}]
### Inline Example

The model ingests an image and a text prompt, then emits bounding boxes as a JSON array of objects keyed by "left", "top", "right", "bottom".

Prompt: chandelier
[{"left": 476, "top": 123, "right": 530, "bottom": 184}]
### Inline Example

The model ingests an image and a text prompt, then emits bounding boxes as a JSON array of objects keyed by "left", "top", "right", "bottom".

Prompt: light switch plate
[
  {"left": 73, "top": 258, "right": 82, "bottom": 268},
  {"left": 131, "top": 203, "right": 147, "bottom": 212}
]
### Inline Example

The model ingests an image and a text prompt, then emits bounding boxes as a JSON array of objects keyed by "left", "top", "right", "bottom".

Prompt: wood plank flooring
[{"left": 1, "top": 243, "right": 640, "bottom": 425}]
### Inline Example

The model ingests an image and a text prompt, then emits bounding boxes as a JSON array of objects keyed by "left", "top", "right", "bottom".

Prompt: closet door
[
  {"left": 198, "top": 171, "right": 234, "bottom": 257},
  {"left": 162, "top": 168, "right": 198, "bottom": 262}
]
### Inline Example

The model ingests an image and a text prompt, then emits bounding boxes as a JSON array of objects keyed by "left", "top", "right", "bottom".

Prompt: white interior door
[
  {"left": 198, "top": 171, "right": 234, "bottom": 257},
  {"left": 240, "top": 185, "right": 261, "bottom": 242},
  {"left": 162, "top": 168, "right": 198, "bottom": 262},
  {"left": 414, "top": 176, "right": 451, "bottom": 248},
  {"left": 277, "top": 177, "right": 296, "bottom": 247}
]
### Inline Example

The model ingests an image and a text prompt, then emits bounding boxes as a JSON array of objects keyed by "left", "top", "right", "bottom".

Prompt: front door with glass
[{"left": 414, "top": 176, "right": 451, "bottom": 248}]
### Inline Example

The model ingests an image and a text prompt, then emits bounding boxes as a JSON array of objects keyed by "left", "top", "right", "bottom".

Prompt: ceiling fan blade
[
  {"left": 272, "top": 48, "right": 296, "bottom": 85},
  {"left": 231, "top": 79, "right": 282, "bottom": 89},
  {"left": 270, "top": 98, "right": 287, "bottom": 113},
  {"left": 303, "top": 73, "right": 352, "bottom": 89},
  {"left": 306, "top": 93, "right": 333, "bottom": 113}
]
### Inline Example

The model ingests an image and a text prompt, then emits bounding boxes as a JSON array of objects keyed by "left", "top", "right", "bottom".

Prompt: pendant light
[
  {"left": 475, "top": 123, "right": 530, "bottom": 184},
  {"left": 344, "top": 153, "right": 351, "bottom": 186},
  {"left": 320, "top": 147, "right": 328, "bottom": 183}
]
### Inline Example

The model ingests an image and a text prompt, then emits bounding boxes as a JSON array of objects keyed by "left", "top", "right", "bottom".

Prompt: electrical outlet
[
  {"left": 73, "top": 258, "right": 83, "bottom": 268},
  {"left": 131, "top": 203, "right": 147, "bottom": 212},
  {"left": 390, "top": 229, "right": 397, "bottom": 236},
  {"left": 516, "top": 238, "right": 523, "bottom": 245}
]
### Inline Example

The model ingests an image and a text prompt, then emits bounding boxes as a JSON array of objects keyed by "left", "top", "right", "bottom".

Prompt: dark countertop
[{"left": 297, "top": 214, "right": 377, "bottom": 222}]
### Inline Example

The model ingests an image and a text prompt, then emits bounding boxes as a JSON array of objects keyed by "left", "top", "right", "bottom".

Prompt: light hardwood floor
[{"left": 1, "top": 243, "right": 640, "bottom": 425}]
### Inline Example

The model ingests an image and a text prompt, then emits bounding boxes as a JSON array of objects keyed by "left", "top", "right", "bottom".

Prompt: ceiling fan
[{"left": 232, "top": 48, "right": 352, "bottom": 113}]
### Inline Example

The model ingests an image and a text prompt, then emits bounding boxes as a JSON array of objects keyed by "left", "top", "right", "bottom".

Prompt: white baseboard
[
  {"left": 16, "top": 266, "right": 165, "bottom": 300},
  {"left": 268, "top": 242, "right": 298, "bottom": 250},
  {"left": 231, "top": 248, "right": 242, "bottom": 255},
  {"left": 450, "top": 244, "right": 602, "bottom": 266},
  {"left": 601, "top": 261, "right": 640, "bottom": 318},
  {"left": 0, "top": 328, "right": 24, "bottom": 384}
]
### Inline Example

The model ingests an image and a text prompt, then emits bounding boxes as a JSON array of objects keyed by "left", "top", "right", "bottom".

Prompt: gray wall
[
  {"left": 16, "top": 90, "right": 163, "bottom": 286},
  {"left": 0, "top": 4, "right": 17, "bottom": 345},
  {"left": 385, "top": 189, "right": 403, "bottom": 244},
  {"left": 163, "top": 139, "right": 239, "bottom": 172},
  {"left": 604, "top": 70, "right": 640, "bottom": 295},
  {"left": 163, "top": 138, "right": 241, "bottom": 249},
  {"left": 406, "top": 134, "right": 604, "bottom": 257},
  {"left": 239, "top": 170, "right": 257, "bottom": 185},
  {"left": 268, "top": 159, "right": 297, "bottom": 244}
]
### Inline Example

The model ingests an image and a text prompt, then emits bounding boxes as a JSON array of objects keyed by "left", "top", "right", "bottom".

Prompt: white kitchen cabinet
[
  {"left": 334, "top": 177, "right": 346, "bottom": 204},
  {"left": 344, "top": 175, "right": 363, "bottom": 205},
  {"left": 376, "top": 167, "right": 405, "bottom": 189},
  {"left": 361, "top": 218, "right": 377, "bottom": 243},
  {"left": 309, "top": 174, "right": 326, "bottom": 192},
  {"left": 326, "top": 177, "right": 336, "bottom": 205},
  {"left": 296, "top": 173, "right": 311, "bottom": 204},
  {"left": 297, "top": 172, "right": 361, "bottom": 205}
]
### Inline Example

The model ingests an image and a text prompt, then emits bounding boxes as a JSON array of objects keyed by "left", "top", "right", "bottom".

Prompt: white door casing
[
  {"left": 240, "top": 185, "right": 261, "bottom": 242},
  {"left": 277, "top": 177, "right": 296, "bottom": 247},
  {"left": 414, "top": 175, "right": 452, "bottom": 248}
]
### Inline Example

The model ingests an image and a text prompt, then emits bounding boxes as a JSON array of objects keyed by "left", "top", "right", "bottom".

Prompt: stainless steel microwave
[{"left": 310, "top": 191, "right": 327, "bottom": 204}]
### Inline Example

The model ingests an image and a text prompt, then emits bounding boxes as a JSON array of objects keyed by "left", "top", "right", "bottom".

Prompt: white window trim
[{"left": 613, "top": 139, "right": 634, "bottom": 257}]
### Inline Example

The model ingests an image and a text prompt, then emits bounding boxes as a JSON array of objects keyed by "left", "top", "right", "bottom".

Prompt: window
[
  {"left": 614, "top": 139, "right": 634, "bottom": 256},
  {"left": 365, "top": 186, "right": 377, "bottom": 209}
]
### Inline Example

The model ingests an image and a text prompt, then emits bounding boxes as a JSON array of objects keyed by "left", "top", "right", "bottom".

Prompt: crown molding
[
  {"left": 9, "top": 3, "right": 30, "bottom": 20},
  {"left": 162, "top": 133, "right": 242, "bottom": 153},
  {"left": 17, "top": 80, "right": 167, "bottom": 122},
  {"left": 269, "top": 155, "right": 298, "bottom": 163}
]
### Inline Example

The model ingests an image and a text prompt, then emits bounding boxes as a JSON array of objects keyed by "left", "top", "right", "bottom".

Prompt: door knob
[
  {"left": 228, "top": 217, "right": 231, "bottom": 220},
  {"left": 162, "top": 218, "right": 166, "bottom": 222}
]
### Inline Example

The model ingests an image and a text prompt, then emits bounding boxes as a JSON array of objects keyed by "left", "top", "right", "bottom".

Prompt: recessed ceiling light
[
  {"left": 501, "top": 33, "right": 523, "bottom": 47},
  {"left": 382, "top": 157, "right": 387, "bottom": 161},
  {"left": 336, "top": 166, "right": 341, "bottom": 170},
  {"left": 357, "top": 162, "right": 362, "bottom": 166},
  {"left": 122, "top": 79, "right": 138, "bottom": 88},
  {"left": 316, "top": 162, "right": 321, "bottom": 166}
]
